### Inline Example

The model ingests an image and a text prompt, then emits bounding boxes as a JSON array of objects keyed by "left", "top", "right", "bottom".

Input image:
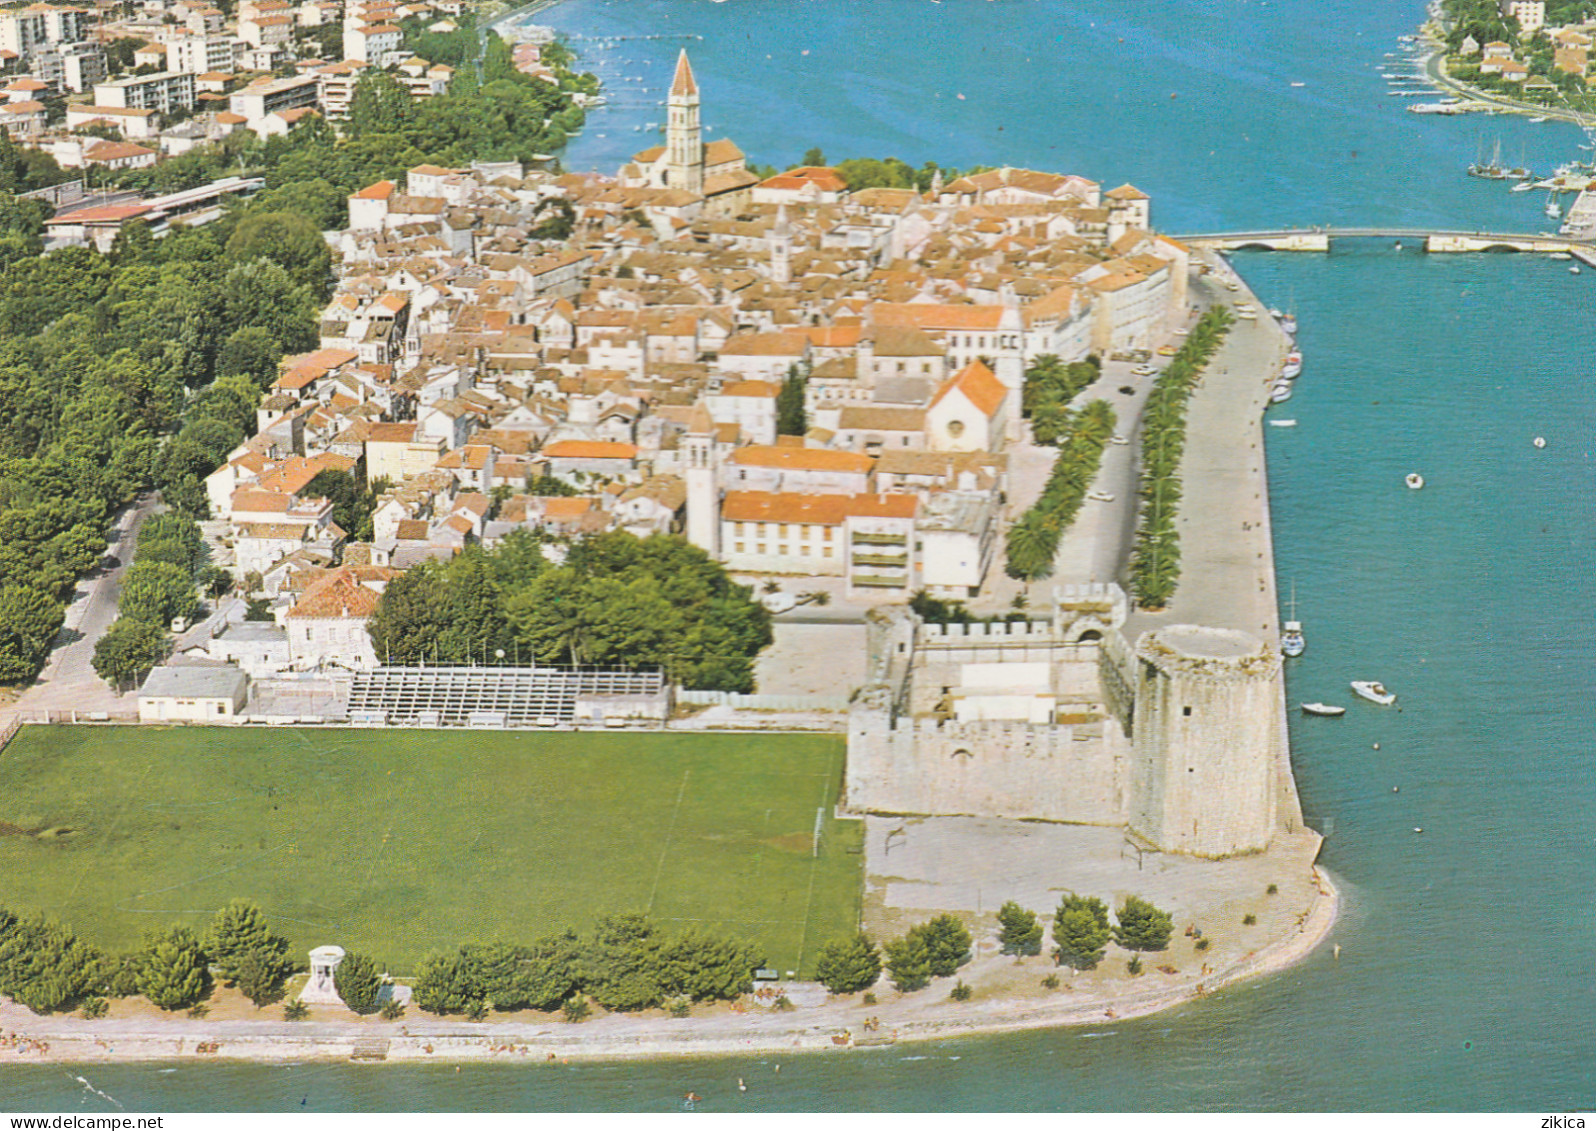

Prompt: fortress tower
[
  {"left": 666, "top": 49, "right": 704, "bottom": 196},
  {"left": 1128, "top": 625, "right": 1281, "bottom": 857}
]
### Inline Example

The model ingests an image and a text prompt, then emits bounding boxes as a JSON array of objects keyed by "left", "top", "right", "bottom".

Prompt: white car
[
  {"left": 760, "top": 592, "right": 798, "bottom": 614},
  {"left": 1132, "top": 365, "right": 1156, "bottom": 376}
]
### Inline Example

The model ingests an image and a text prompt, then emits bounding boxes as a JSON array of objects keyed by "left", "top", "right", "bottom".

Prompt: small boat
[
  {"left": 1512, "top": 181, "right": 1536, "bottom": 193},
  {"left": 1281, "top": 352, "right": 1303, "bottom": 379},
  {"left": 1529, "top": 115, "right": 1548, "bottom": 123},
  {"left": 1281, "top": 583, "right": 1304, "bottom": 657},
  {"left": 1534, "top": 436, "right": 1547, "bottom": 448},
  {"left": 1572, "top": 265, "right": 1582, "bottom": 275},
  {"left": 1550, "top": 251, "right": 1572, "bottom": 260},
  {"left": 1270, "top": 383, "right": 1293, "bottom": 404},
  {"left": 1405, "top": 472, "right": 1424, "bottom": 489},
  {"left": 1300, "top": 703, "right": 1346, "bottom": 717},
  {"left": 1394, "top": 241, "right": 1403, "bottom": 250},
  {"left": 1351, "top": 680, "right": 1397, "bottom": 706},
  {"left": 1269, "top": 419, "right": 1298, "bottom": 427},
  {"left": 1280, "top": 312, "right": 1298, "bottom": 336}
]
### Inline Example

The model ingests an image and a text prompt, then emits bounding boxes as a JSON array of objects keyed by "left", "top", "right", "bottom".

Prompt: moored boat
[
  {"left": 1281, "top": 620, "right": 1305, "bottom": 658},
  {"left": 1301, "top": 702, "right": 1346, "bottom": 717},
  {"left": 1270, "top": 382, "right": 1293, "bottom": 403},
  {"left": 1405, "top": 472, "right": 1424, "bottom": 489},
  {"left": 1281, "top": 351, "right": 1303, "bottom": 379},
  {"left": 1351, "top": 680, "right": 1397, "bottom": 706}
]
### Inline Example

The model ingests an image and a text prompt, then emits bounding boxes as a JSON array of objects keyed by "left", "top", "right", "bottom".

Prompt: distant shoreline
[{"left": 0, "top": 870, "right": 1337, "bottom": 1067}]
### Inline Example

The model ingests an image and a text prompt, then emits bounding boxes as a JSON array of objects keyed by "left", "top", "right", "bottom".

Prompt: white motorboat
[
  {"left": 1405, "top": 472, "right": 1424, "bottom": 489},
  {"left": 1571, "top": 265, "right": 1582, "bottom": 275},
  {"left": 1351, "top": 680, "right": 1397, "bottom": 706},
  {"left": 1300, "top": 703, "right": 1346, "bottom": 717},
  {"left": 1550, "top": 251, "right": 1572, "bottom": 260},
  {"left": 1269, "top": 419, "right": 1298, "bottom": 427},
  {"left": 1270, "top": 383, "right": 1293, "bottom": 403},
  {"left": 1280, "top": 312, "right": 1298, "bottom": 336},
  {"left": 1512, "top": 181, "right": 1536, "bottom": 192},
  {"left": 1281, "top": 351, "right": 1303, "bottom": 379}
]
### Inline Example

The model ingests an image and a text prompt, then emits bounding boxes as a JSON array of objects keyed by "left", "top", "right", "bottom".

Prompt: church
[{"left": 618, "top": 50, "right": 760, "bottom": 217}]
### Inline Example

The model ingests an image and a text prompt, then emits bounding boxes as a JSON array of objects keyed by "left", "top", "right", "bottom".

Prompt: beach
[{"left": 0, "top": 869, "right": 1337, "bottom": 1066}]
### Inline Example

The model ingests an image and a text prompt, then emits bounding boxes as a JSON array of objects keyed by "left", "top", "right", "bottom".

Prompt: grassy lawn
[{"left": 0, "top": 726, "right": 862, "bottom": 976}]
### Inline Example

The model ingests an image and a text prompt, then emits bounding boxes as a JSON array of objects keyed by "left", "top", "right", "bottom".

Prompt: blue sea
[{"left": 6, "top": 0, "right": 1596, "bottom": 1112}]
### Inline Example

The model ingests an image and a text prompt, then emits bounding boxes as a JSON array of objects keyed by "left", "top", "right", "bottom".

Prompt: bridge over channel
[{"left": 1173, "top": 228, "right": 1596, "bottom": 262}]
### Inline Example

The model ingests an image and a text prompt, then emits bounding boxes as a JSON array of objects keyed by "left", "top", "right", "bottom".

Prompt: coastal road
[{"left": 1124, "top": 263, "right": 1289, "bottom": 643}]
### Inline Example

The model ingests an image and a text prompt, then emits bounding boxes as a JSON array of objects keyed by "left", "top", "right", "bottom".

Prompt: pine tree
[
  {"left": 776, "top": 364, "right": 808, "bottom": 436},
  {"left": 997, "top": 901, "right": 1044, "bottom": 956},
  {"left": 813, "top": 934, "right": 882, "bottom": 995},
  {"left": 883, "top": 934, "right": 933, "bottom": 993},
  {"left": 205, "top": 900, "right": 290, "bottom": 986},
  {"left": 333, "top": 951, "right": 384, "bottom": 1014},
  {"left": 136, "top": 927, "right": 209, "bottom": 1011},
  {"left": 1114, "top": 896, "right": 1174, "bottom": 953},
  {"left": 911, "top": 915, "right": 971, "bottom": 978},
  {"left": 1053, "top": 894, "right": 1112, "bottom": 970}
]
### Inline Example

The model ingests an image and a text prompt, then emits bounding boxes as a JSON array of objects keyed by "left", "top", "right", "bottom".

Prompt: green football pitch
[{"left": 0, "top": 726, "right": 863, "bottom": 975}]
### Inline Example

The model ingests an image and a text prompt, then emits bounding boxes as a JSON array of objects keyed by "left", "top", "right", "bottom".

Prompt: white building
[
  {"left": 94, "top": 71, "right": 196, "bottom": 114},
  {"left": 1500, "top": 0, "right": 1545, "bottom": 33},
  {"left": 138, "top": 664, "right": 249, "bottom": 722}
]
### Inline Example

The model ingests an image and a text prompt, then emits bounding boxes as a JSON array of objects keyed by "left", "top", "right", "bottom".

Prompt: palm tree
[{"left": 1005, "top": 511, "right": 1059, "bottom": 581}]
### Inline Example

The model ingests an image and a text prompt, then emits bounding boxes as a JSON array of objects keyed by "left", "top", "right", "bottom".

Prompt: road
[{"left": 15, "top": 494, "right": 163, "bottom": 718}]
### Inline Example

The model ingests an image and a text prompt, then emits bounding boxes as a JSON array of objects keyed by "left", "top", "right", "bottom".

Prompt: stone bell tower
[{"left": 666, "top": 49, "right": 704, "bottom": 196}]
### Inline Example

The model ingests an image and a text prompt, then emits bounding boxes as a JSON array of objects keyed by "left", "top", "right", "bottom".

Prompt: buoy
[
  {"left": 1534, "top": 436, "right": 1547, "bottom": 448},
  {"left": 1373, "top": 743, "right": 1380, "bottom": 750},
  {"left": 1392, "top": 785, "right": 1399, "bottom": 792},
  {"left": 1413, "top": 827, "right": 1423, "bottom": 834},
  {"left": 1405, "top": 473, "right": 1424, "bottom": 490}
]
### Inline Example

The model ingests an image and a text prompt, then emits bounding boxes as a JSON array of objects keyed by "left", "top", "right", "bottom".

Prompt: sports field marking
[
  {"left": 645, "top": 767, "right": 691, "bottom": 916},
  {"left": 791, "top": 745, "right": 842, "bottom": 972},
  {"left": 123, "top": 840, "right": 298, "bottom": 901}
]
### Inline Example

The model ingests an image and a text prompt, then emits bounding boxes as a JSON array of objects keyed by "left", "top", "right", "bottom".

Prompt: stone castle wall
[{"left": 843, "top": 594, "right": 1298, "bottom": 859}]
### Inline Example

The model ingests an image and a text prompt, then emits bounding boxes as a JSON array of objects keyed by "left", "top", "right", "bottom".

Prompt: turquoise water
[{"left": 6, "top": 0, "right": 1596, "bottom": 1112}]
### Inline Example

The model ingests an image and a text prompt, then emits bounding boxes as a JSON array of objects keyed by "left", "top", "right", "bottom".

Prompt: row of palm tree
[
  {"left": 1128, "top": 308, "right": 1236, "bottom": 610},
  {"left": 1022, "top": 354, "right": 1103, "bottom": 447},
  {"left": 1005, "top": 399, "right": 1118, "bottom": 581}
]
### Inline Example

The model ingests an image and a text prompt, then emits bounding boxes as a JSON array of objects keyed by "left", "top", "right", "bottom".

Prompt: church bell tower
[{"left": 666, "top": 49, "right": 704, "bottom": 196}]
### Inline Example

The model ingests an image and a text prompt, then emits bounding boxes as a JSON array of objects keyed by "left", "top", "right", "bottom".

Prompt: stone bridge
[{"left": 1175, "top": 227, "right": 1596, "bottom": 262}]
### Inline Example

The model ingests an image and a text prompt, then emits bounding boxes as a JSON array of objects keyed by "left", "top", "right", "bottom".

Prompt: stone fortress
[{"left": 844, "top": 584, "right": 1309, "bottom": 859}]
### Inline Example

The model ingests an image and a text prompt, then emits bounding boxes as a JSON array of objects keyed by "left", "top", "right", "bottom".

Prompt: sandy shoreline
[{"left": 0, "top": 869, "right": 1338, "bottom": 1067}]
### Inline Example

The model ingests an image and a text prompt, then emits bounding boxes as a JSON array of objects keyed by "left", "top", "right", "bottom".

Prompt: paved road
[{"left": 15, "top": 494, "right": 163, "bottom": 718}]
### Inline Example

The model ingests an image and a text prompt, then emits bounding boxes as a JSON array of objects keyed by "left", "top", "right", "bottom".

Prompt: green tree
[
  {"left": 91, "top": 617, "right": 168, "bottom": 689},
  {"left": 215, "top": 325, "right": 284, "bottom": 388},
  {"left": 800, "top": 146, "right": 825, "bottom": 167},
  {"left": 0, "top": 911, "right": 101, "bottom": 1013},
  {"left": 412, "top": 949, "right": 484, "bottom": 1015},
  {"left": 656, "top": 931, "right": 761, "bottom": 1003},
  {"left": 205, "top": 899, "right": 291, "bottom": 999},
  {"left": 1004, "top": 509, "right": 1058, "bottom": 582},
  {"left": 136, "top": 927, "right": 209, "bottom": 1010},
  {"left": 118, "top": 559, "right": 200, "bottom": 625},
  {"left": 910, "top": 914, "right": 971, "bottom": 978},
  {"left": 232, "top": 947, "right": 293, "bottom": 1008},
  {"left": 333, "top": 951, "right": 384, "bottom": 1013},
  {"left": 0, "top": 584, "right": 62, "bottom": 682},
  {"left": 996, "top": 901, "right": 1044, "bottom": 957},
  {"left": 584, "top": 912, "right": 665, "bottom": 1012},
  {"left": 1114, "top": 896, "right": 1174, "bottom": 953},
  {"left": 883, "top": 933, "right": 933, "bottom": 992},
  {"left": 227, "top": 210, "right": 334, "bottom": 295},
  {"left": 813, "top": 934, "right": 882, "bottom": 994},
  {"left": 348, "top": 71, "right": 414, "bottom": 136},
  {"left": 776, "top": 363, "right": 807, "bottom": 435},
  {"left": 1053, "top": 894, "right": 1112, "bottom": 970}
]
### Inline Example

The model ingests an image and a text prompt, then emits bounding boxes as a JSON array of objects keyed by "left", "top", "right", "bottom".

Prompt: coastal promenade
[{"left": 0, "top": 871, "right": 1339, "bottom": 1067}]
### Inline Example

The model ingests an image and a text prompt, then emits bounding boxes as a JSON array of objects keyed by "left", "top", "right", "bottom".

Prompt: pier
[{"left": 1177, "top": 227, "right": 1596, "bottom": 264}]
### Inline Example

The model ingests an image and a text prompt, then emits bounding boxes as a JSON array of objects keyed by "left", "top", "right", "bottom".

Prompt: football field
[{"left": 0, "top": 726, "right": 862, "bottom": 975}]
